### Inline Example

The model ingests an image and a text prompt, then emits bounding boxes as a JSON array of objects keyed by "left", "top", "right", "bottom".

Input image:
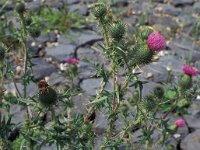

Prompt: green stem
[
  {"left": 20, "top": 14, "right": 31, "bottom": 120},
  {"left": 51, "top": 107, "right": 56, "bottom": 121},
  {"left": 84, "top": 81, "right": 106, "bottom": 122}
]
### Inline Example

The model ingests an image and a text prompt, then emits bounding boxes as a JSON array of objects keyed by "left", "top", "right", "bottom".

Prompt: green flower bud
[
  {"left": 144, "top": 95, "right": 156, "bottom": 111},
  {"left": 168, "top": 124, "right": 177, "bottom": 132},
  {"left": 178, "top": 74, "right": 192, "bottom": 90},
  {"left": 153, "top": 86, "right": 164, "bottom": 98},
  {"left": 177, "top": 99, "right": 190, "bottom": 108},
  {"left": 140, "top": 27, "right": 153, "bottom": 39},
  {"left": 15, "top": 2, "right": 25, "bottom": 14},
  {"left": 93, "top": 4, "right": 107, "bottom": 18},
  {"left": 24, "top": 17, "right": 32, "bottom": 26},
  {"left": 128, "top": 44, "right": 154, "bottom": 66},
  {"left": 110, "top": 22, "right": 126, "bottom": 41},
  {"left": 29, "top": 28, "right": 40, "bottom": 38},
  {"left": 38, "top": 80, "right": 57, "bottom": 108}
]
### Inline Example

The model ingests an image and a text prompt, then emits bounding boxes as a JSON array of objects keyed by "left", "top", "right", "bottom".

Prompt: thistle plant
[{"left": 0, "top": 1, "right": 199, "bottom": 150}]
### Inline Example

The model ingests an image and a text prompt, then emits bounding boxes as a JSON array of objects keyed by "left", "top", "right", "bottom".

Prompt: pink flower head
[
  {"left": 182, "top": 65, "right": 198, "bottom": 77},
  {"left": 175, "top": 119, "right": 185, "bottom": 128},
  {"left": 65, "top": 58, "right": 79, "bottom": 64},
  {"left": 147, "top": 32, "right": 166, "bottom": 51}
]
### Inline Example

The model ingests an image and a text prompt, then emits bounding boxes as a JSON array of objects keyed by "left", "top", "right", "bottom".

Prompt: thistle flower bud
[
  {"left": 0, "top": 47, "right": 5, "bottom": 62},
  {"left": 140, "top": 27, "right": 153, "bottom": 39},
  {"left": 177, "top": 99, "right": 190, "bottom": 108},
  {"left": 110, "top": 22, "right": 126, "bottom": 41},
  {"left": 15, "top": 2, "right": 25, "bottom": 14},
  {"left": 29, "top": 28, "right": 40, "bottom": 38},
  {"left": 93, "top": 4, "right": 107, "bottom": 19},
  {"left": 129, "top": 44, "right": 154, "bottom": 66},
  {"left": 153, "top": 86, "right": 164, "bottom": 98},
  {"left": 178, "top": 74, "right": 192, "bottom": 90},
  {"left": 38, "top": 80, "right": 57, "bottom": 108},
  {"left": 24, "top": 17, "right": 32, "bottom": 26},
  {"left": 144, "top": 95, "right": 156, "bottom": 111}
]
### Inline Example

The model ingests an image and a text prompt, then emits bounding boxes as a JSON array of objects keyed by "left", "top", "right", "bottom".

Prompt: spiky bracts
[
  {"left": 109, "top": 22, "right": 126, "bottom": 41},
  {"left": 92, "top": 4, "right": 107, "bottom": 19},
  {"left": 178, "top": 74, "right": 192, "bottom": 90},
  {"left": 15, "top": 2, "right": 25, "bottom": 14},
  {"left": 38, "top": 80, "right": 57, "bottom": 108},
  {"left": 128, "top": 43, "right": 154, "bottom": 67}
]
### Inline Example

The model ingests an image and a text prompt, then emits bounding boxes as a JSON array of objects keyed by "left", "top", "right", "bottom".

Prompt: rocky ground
[{"left": 2, "top": 0, "right": 200, "bottom": 149}]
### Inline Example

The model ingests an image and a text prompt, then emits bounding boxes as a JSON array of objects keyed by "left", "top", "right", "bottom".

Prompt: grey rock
[
  {"left": 95, "top": 109, "right": 108, "bottom": 134},
  {"left": 193, "top": 2, "right": 200, "bottom": 14},
  {"left": 80, "top": 78, "right": 112, "bottom": 96},
  {"left": 77, "top": 47, "right": 106, "bottom": 65},
  {"left": 148, "top": 15, "right": 179, "bottom": 30},
  {"left": 169, "top": 34, "right": 199, "bottom": 50},
  {"left": 47, "top": 31, "right": 58, "bottom": 43},
  {"left": 27, "top": 1, "right": 42, "bottom": 11},
  {"left": 158, "top": 55, "right": 184, "bottom": 74},
  {"left": 69, "top": 30, "right": 102, "bottom": 47},
  {"left": 180, "top": 130, "right": 200, "bottom": 150},
  {"left": 32, "top": 58, "right": 57, "bottom": 80},
  {"left": 156, "top": 4, "right": 181, "bottom": 16},
  {"left": 1, "top": 1, "right": 13, "bottom": 11},
  {"left": 47, "top": 72, "right": 70, "bottom": 89},
  {"left": 27, "top": 40, "right": 44, "bottom": 57},
  {"left": 10, "top": 105, "right": 26, "bottom": 124},
  {"left": 58, "top": 30, "right": 102, "bottom": 47},
  {"left": 1, "top": 105, "right": 26, "bottom": 124},
  {"left": 132, "top": 128, "right": 177, "bottom": 149},
  {"left": 170, "top": 0, "right": 195, "bottom": 6},
  {"left": 41, "top": 144, "right": 56, "bottom": 150},
  {"left": 68, "top": 4, "right": 88, "bottom": 16},
  {"left": 141, "top": 63, "right": 168, "bottom": 83},
  {"left": 72, "top": 94, "right": 89, "bottom": 115},
  {"left": 94, "top": 137, "right": 104, "bottom": 150},
  {"left": 178, "top": 15, "right": 196, "bottom": 33},
  {"left": 110, "top": 0, "right": 129, "bottom": 6},
  {"left": 141, "top": 81, "right": 160, "bottom": 96},
  {"left": 123, "top": 16, "right": 139, "bottom": 25},
  {"left": 64, "top": 0, "right": 80, "bottom": 5},
  {"left": 45, "top": 44, "right": 75, "bottom": 62},
  {"left": 132, "top": 1, "right": 155, "bottom": 14},
  {"left": 151, "top": 0, "right": 164, "bottom": 3},
  {"left": 184, "top": 101, "right": 200, "bottom": 130},
  {"left": 4, "top": 82, "right": 37, "bottom": 97},
  {"left": 168, "top": 34, "right": 200, "bottom": 62},
  {"left": 78, "top": 61, "right": 96, "bottom": 79}
]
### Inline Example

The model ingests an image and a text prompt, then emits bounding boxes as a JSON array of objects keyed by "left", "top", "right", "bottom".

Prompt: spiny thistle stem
[
  {"left": 84, "top": 81, "right": 107, "bottom": 122},
  {"left": 20, "top": 14, "right": 31, "bottom": 120}
]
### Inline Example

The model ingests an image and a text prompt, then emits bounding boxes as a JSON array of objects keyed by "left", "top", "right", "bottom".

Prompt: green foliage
[
  {"left": 92, "top": 4, "right": 107, "bottom": 19},
  {"left": 38, "top": 87, "right": 57, "bottom": 108},
  {"left": 178, "top": 74, "right": 192, "bottom": 91},
  {"left": 15, "top": 2, "right": 25, "bottom": 14},
  {"left": 191, "top": 17, "right": 200, "bottom": 40},
  {"left": 109, "top": 22, "right": 126, "bottom": 41},
  {"left": 0, "top": 1, "right": 199, "bottom": 150},
  {"left": 31, "top": 5, "right": 85, "bottom": 33}
]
